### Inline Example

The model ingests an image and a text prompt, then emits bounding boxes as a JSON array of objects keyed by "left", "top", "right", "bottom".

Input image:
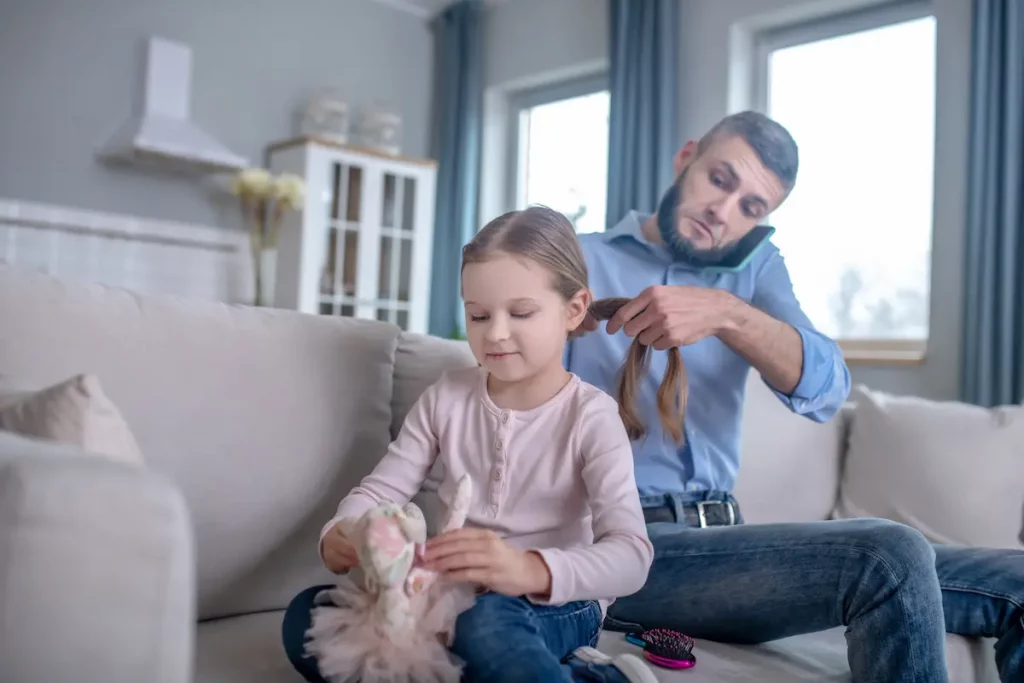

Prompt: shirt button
[
  {"left": 494, "top": 470, "right": 502, "bottom": 481},
  {"left": 495, "top": 440, "right": 502, "bottom": 451},
  {"left": 501, "top": 412, "right": 509, "bottom": 424}
]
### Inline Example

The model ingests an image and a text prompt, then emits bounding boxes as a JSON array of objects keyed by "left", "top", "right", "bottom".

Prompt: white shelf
[{"left": 266, "top": 138, "right": 436, "bottom": 334}]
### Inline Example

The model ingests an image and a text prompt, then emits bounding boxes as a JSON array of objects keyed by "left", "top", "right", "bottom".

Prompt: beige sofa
[{"left": 0, "top": 263, "right": 1020, "bottom": 683}]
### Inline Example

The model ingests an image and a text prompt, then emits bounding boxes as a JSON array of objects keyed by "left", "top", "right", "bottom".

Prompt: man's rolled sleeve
[
  {"left": 752, "top": 249, "right": 851, "bottom": 422},
  {"left": 771, "top": 324, "right": 849, "bottom": 421}
]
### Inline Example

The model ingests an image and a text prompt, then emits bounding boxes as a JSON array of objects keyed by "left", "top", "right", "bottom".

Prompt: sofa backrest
[
  {"left": 735, "top": 374, "right": 848, "bottom": 524},
  {"left": 0, "top": 265, "right": 401, "bottom": 621}
]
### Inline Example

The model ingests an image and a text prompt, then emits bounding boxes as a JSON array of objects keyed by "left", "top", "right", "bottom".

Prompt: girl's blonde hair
[{"left": 461, "top": 206, "right": 688, "bottom": 444}]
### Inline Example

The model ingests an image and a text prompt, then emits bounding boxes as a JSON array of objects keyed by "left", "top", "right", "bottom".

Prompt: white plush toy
[{"left": 304, "top": 476, "right": 476, "bottom": 683}]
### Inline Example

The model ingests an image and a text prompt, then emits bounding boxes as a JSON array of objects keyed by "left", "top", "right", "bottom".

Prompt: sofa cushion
[
  {"left": 0, "top": 431, "right": 194, "bottom": 683},
  {"left": 390, "top": 332, "right": 476, "bottom": 440},
  {"left": 0, "top": 265, "right": 401, "bottom": 620},
  {"left": 733, "top": 372, "right": 847, "bottom": 524},
  {"left": 834, "top": 385, "right": 1024, "bottom": 549},
  {"left": 598, "top": 629, "right": 994, "bottom": 682},
  {"left": 0, "top": 373, "right": 144, "bottom": 465},
  {"left": 195, "top": 611, "right": 302, "bottom": 683},
  {"left": 193, "top": 610, "right": 995, "bottom": 683}
]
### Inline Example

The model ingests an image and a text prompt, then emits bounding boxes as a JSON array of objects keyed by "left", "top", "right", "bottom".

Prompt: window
[
  {"left": 754, "top": 2, "right": 936, "bottom": 360},
  {"left": 509, "top": 76, "right": 609, "bottom": 234}
]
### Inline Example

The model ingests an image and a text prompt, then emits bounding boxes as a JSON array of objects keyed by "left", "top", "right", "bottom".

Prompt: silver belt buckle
[{"left": 696, "top": 500, "right": 736, "bottom": 528}]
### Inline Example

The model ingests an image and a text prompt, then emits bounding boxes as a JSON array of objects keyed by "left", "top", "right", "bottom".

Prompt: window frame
[
  {"left": 505, "top": 72, "right": 609, "bottom": 215},
  {"left": 751, "top": 0, "right": 936, "bottom": 365}
]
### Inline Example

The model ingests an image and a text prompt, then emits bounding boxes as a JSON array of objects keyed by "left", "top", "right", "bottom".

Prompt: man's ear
[
  {"left": 566, "top": 287, "right": 592, "bottom": 332},
  {"left": 673, "top": 140, "right": 698, "bottom": 176}
]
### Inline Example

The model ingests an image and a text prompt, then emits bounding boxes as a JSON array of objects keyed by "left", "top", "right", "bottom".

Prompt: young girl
[{"left": 283, "top": 206, "right": 657, "bottom": 683}]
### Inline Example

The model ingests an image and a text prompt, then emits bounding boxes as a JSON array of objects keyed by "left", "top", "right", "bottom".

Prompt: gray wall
[
  {"left": 483, "top": 0, "right": 971, "bottom": 400},
  {"left": 0, "top": 0, "right": 434, "bottom": 230},
  {"left": 485, "top": 0, "right": 607, "bottom": 88}
]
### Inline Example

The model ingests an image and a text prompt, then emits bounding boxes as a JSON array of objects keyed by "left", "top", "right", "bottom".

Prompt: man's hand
[
  {"left": 606, "top": 285, "right": 738, "bottom": 350},
  {"left": 320, "top": 521, "right": 360, "bottom": 574},
  {"left": 423, "top": 528, "right": 552, "bottom": 598}
]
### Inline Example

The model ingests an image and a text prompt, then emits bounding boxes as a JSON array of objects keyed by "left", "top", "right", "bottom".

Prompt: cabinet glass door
[
  {"left": 318, "top": 161, "right": 363, "bottom": 318},
  {"left": 375, "top": 172, "right": 418, "bottom": 330}
]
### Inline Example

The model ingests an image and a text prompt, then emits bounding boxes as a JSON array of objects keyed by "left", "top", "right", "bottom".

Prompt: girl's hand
[
  {"left": 321, "top": 522, "right": 359, "bottom": 574},
  {"left": 424, "top": 528, "right": 552, "bottom": 598}
]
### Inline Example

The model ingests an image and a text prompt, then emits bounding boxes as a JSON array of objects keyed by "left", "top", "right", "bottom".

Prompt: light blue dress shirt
[{"left": 563, "top": 211, "right": 851, "bottom": 495}]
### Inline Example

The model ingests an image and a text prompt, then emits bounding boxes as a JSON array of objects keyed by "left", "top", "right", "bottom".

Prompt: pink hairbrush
[{"left": 625, "top": 628, "right": 696, "bottom": 669}]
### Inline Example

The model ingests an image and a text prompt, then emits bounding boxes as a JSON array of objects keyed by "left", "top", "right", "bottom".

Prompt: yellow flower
[
  {"left": 230, "top": 167, "right": 273, "bottom": 198},
  {"left": 272, "top": 173, "right": 306, "bottom": 210}
]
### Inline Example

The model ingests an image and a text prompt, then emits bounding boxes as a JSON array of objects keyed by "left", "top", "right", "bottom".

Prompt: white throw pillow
[
  {"left": 0, "top": 373, "right": 143, "bottom": 466},
  {"left": 834, "top": 384, "right": 1024, "bottom": 549}
]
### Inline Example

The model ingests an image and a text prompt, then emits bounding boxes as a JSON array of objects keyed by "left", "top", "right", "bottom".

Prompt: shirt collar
[
  {"left": 601, "top": 210, "right": 773, "bottom": 279},
  {"left": 603, "top": 210, "right": 710, "bottom": 272},
  {"left": 602, "top": 210, "right": 653, "bottom": 246}
]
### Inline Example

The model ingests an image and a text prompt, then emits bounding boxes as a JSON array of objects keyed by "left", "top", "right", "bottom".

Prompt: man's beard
[{"left": 655, "top": 169, "right": 741, "bottom": 268}]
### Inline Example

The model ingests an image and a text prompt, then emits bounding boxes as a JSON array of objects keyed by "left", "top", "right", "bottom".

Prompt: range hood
[{"left": 98, "top": 36, "right": 248, "bottom": 172}]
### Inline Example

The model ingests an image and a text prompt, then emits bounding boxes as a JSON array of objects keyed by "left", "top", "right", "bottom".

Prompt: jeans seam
[
  {"left": 655, "top": 540, "right": 907, "bottom": 560},
  {"left": 940, "top": 583, "right": 1024, "bottom": 610},
  {"left": 540, "top": 600, "right": 600, "bottom": 621}
]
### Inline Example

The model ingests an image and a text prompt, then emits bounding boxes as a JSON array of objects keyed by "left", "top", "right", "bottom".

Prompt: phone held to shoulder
[{"left": 702, "top": 225, "right": 775, "bottom": 274}]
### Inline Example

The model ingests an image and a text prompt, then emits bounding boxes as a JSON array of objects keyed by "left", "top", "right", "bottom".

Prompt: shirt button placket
[{"left": 490, "top": 412, "right": 509, "bottom": 517}]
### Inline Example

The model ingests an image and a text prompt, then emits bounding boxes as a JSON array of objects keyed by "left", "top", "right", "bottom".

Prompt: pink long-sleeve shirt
[{"left": 322, "top": 366, "right": 654, "bottom": 611}]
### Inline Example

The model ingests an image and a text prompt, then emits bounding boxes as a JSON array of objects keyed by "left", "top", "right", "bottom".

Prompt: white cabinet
[{"left": 266, "top": 136, "right": 436, "bottom": 334}]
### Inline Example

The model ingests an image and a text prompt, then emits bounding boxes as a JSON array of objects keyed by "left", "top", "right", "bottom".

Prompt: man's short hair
[{"left": 697, "top": 111, "right": 799, "bottom": 193}]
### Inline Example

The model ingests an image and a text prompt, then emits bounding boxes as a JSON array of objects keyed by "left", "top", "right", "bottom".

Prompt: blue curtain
[
  {"left": 960, "top": 0, "right": 1024, "bottom": 406},
  {"left": 606, "top": 0, "right": 679, "bottom": 227},
  {"left": 428, "top": 0, "right": 483, "bottom": 339}
]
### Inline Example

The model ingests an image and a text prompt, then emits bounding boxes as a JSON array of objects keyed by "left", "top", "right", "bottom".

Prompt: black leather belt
[{"left": 641, "top": 495, "right": 741, "bottom": 528}]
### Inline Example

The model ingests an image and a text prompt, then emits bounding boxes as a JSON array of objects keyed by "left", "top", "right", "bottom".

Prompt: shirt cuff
[
  {"left": 525, "top": 548, "right": 570, "bottom": 606},
  {"left": 768, "top": 325, "right": 844, "bottom": 415},
  {"left": 317, "top": 516, "right": 341, "bottom": 562},
  {"left": 317, "top": 496, "right": 375, "bottom": 560}
]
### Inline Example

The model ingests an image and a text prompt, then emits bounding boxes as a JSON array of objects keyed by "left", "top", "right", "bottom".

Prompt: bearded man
[{"left": 565, "top": 110, "right": 1024, "bottom": 683}]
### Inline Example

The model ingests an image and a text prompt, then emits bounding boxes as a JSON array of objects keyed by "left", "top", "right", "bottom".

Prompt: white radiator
[{"left": 0, "top": 198, "right": 251, "bottom": 304}]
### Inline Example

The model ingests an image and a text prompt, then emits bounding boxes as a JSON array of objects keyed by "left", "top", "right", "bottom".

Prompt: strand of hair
[{"left": 586, "top": 297, "right": 689, "bottom": 444}]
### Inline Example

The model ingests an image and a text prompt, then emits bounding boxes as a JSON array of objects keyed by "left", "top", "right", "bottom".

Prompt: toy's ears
[
  {"left": 441, "top": 475, "right": 474, "bottom": 532},
  {"left": 398, "top": 502, "right": 428, "bottom": 544}
]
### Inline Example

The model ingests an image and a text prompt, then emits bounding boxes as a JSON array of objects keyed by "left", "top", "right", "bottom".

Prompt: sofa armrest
[{"left": 0, "top": 432, "right": 195, "bottom": 683}]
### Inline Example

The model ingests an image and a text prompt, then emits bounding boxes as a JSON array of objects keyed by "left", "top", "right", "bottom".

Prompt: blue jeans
[
  {"left": 283, "top": 587, "right": 632, "bottom": 682},
  {"left": 605, "top": 492, "right": 1024, "bottom": 683},
  {"left": 449, "top": 593, "right": 604, "bottom": 682}
]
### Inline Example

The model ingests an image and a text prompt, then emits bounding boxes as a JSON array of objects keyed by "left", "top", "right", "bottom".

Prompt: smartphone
[{"left": 702, "top": 224, "right": 776, "bottom": 273}]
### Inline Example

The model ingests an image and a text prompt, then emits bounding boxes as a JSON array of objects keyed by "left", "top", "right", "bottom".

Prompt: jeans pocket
[
  {"left": 585, "top": 601, "right": 602, "bottom": 648},
  {"left": 544, "top": 599, "right": 604, "bottom": 657}
]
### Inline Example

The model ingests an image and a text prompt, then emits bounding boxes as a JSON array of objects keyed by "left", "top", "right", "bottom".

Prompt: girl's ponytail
[{"left": 587, "top": 298, "right": 688, "bottom": 443}]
